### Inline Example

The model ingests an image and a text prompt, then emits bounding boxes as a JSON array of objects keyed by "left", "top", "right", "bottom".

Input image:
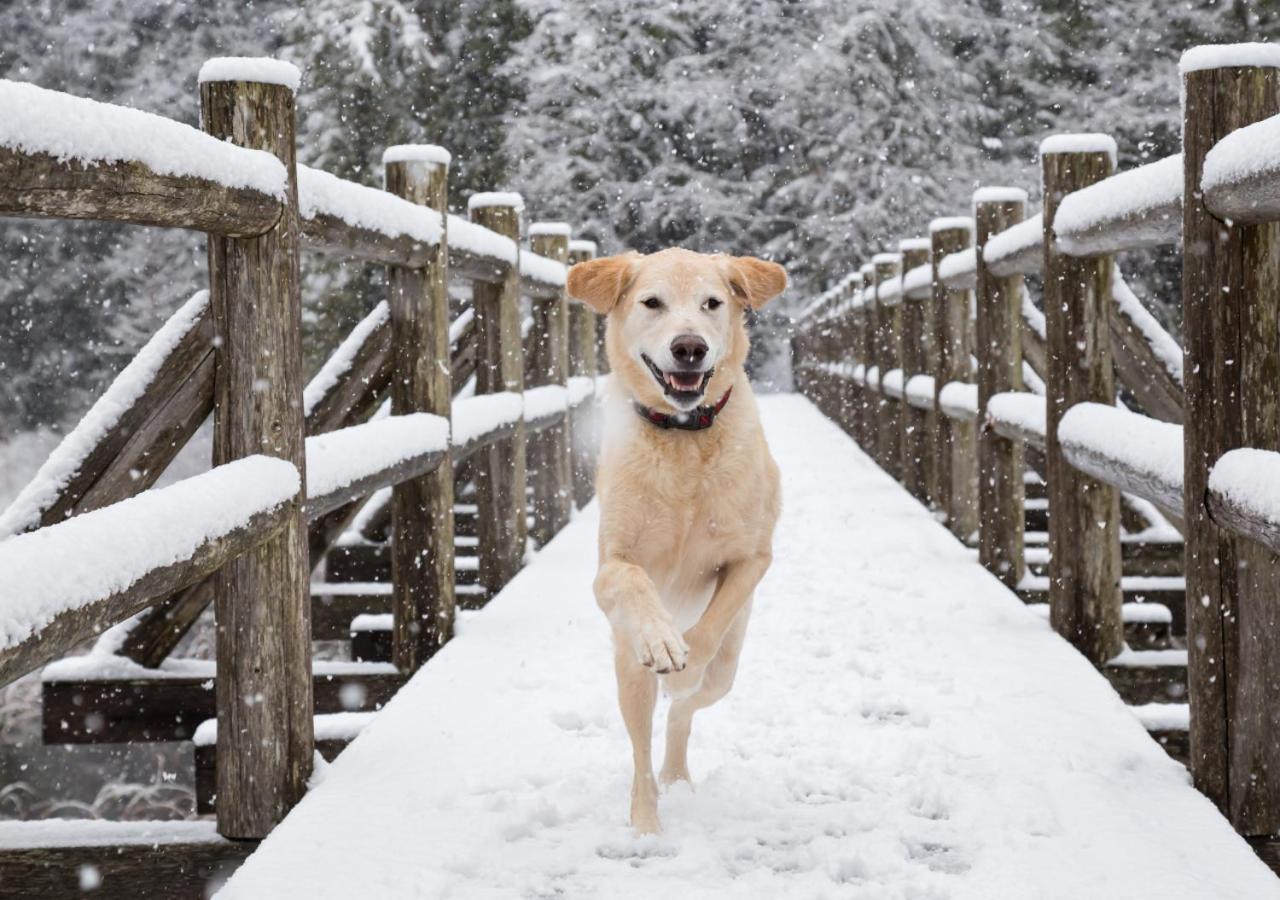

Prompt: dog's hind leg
[
  {"left": 615, "top": 644, "right": 661, "bottom": 834},
  {"left": 659, "top": 601, "right": 750, "bottom": 787}
]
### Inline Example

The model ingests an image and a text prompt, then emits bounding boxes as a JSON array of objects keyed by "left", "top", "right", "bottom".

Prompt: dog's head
[{"left": 567, "top": 248, "right": 786, "bottom": 412}]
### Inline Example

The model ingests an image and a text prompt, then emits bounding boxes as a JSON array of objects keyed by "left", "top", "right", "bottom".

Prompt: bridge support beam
[
  {"left": 1182, "top": 51, "right": 1280, "bottom": 833},
  {"left": 1041, "top": 136, "right": 1122, "bottom": 668},
  {"left": 200, "top": 64, "right": 312, "bottom": 839},
  {"left": 385, "top": 146, "right": 455, "bottom": 671},
  {"left": 973, "top": 190, "right": 1026, "bottom": 587}
]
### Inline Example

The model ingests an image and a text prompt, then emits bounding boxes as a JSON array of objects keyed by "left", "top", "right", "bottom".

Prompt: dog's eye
[
  {"left": 705, "top": 297, "right": 723, "bottom": 311},
  {"left": 641, "top": 296, "right": 663, "bottom": 310}
]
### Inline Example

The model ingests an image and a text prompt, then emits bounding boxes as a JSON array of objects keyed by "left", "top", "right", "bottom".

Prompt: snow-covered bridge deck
[{"left": 220, "top": 395, "right": 1276, "bottom": 899}]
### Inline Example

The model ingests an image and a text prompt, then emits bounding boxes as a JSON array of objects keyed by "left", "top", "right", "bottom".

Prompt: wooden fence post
[
  {"left": 527, "top": 223, "right": 573, "bottom": 544},
  {"left": 848, "top": 281, "right": 867, "bottom": 443},
  {"left": 974, "top": 188, "right": 1026, "bottom": 588},
  {"left": 384, "top": 145, "right": 454, "bottom": 671},
  {"left": 1182, "top": 49, "right": 1280, "bottom": 831},
  {"left": 900, "top": 239, "right": 932, "bottom": 502},
  {"left": 930, "top": 218, "right": 975, "bottom": 538},
  {"left": 1041, "top": 135, "right": 1122, "bottom": 667},
  {"left": 470, "top": 193, "right": 527, "bottom": 597},
  {"left": 568, "top": 239, "right": 598, "bottom": 509},
  {"left": 873, "top": 253, "right": 903, "bottom": 477},
  {"left": 199, "top": 60, "right": 311, "bottom": 839},
  {"left": 858, "top": 264, "right": 877, "bottom": 451}
]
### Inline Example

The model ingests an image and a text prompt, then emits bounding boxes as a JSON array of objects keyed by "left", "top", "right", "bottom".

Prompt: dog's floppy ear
[
  {"left": 725, "top": 256, "right": 787, "bottom": 309},
  {"left": 567, "top": 252, "right": 638, "bottom": 315}
]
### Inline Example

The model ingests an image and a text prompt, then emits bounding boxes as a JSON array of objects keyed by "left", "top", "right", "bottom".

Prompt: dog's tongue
[{"left": 666, "top": 371, "right": 703, "bottom": 391}]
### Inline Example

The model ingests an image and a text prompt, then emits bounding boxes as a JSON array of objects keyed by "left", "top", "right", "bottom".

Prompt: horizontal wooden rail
[
  {"left": 986, "top": 391, "right": 1047, "bottom": 448},
  {"left": 0, "top": 457, "right": 299, "bottom": 687},
  {"left": 938, "top": 382, "right": 978, "bottom": 423},
  {"left": 1202, "top": 114, "right": 1280, "bottom": 223},
  {"left": 1053, "top": 154, "right": 1182, "bottom": 256},
  {"left": 983, "top": 213, "right": 1043, "bottom": 277},
  {"left": 1206, "top": 449, "right": 1280, "bottom": 557},
  {"left": 1057, "top": 402, "right": 1184, "bottom": 512}
]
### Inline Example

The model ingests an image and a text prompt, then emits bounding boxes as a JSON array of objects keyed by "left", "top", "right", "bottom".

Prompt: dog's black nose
[{"left": 670, "top": 334, "right": 708, "bottom": 368}]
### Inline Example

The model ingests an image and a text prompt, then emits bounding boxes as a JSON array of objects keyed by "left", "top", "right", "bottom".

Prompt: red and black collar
[{"left": 634, "top": 387, "right": 732, "bottom": 431}]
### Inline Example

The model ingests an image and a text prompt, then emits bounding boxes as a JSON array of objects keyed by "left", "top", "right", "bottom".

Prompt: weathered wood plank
[
  {"left": 385, "top": 148, "right": 456, "bottom": 673},
  {"left": 873, "top": 254, "right": 904, "bottom": 478},
  {"left": 1181, "top": 57, "right": 1280, "bottom": 829},
  {"left": 930, "top": 223, "right": 977, "bottom": 540},
  {"left": 974, "top": 191, "right": 1026, "bottom": 588},
  {"left": 1042, "top": 139, "right": 1123, "bottom": 667},
  {"left": 900, "top": 242, "right": 933, "bottom": 504},
  {"left": 470, "top": 196, "right": 527, "bottom": 594},
  {"left": 568, "top": 242, "right": 599, "bottom": 509},
  {"left": 0, "top": 146, "right": 280, "bottom": 236},
  {"left": 201, "top": 72, "right": 312, "bottom": 840},
  {"left": 526, "top": 225, "right": 573, "bottom": 545}
]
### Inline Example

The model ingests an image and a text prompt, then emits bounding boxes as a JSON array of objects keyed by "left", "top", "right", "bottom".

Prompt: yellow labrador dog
[{"left": 567, "top": 248, "right": 785, "bottom": 833}]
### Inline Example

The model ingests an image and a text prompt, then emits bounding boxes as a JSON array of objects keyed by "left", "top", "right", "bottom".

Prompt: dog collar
[{"left": 634, "top": 387, "right": 732, "bottom": 431}]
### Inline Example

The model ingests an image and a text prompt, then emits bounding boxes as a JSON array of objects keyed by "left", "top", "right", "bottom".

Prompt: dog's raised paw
[{"left": 634, "top": 616, "right": 689, "bottom": 674}]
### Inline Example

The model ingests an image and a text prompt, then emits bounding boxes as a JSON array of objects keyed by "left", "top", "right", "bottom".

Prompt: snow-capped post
[
  {"left": 873, "top": 253, "right": 904, "bottom": 478},
  {"left": 841, "top": 280, "right": 861, "bottom": 434},
  {"left": 973, "top": 188, "right": 1026, "bottom": 588},
  {"left": 900, "top": 238, "right": 933, "bottom": 504},
  {"left": 383, "top": 145, "right": 455, "bottom": 672},
  {"left": 857, "top": 263, "right": 877, "bottom": 450},
  {"left": 1040, "top": 135, "right": 1122, "bottom": 668},
  {"left": 930, "top": 218, "right": 977, "bottom": 539},
  {"left": 568, "top": 239, "right": 599, "bottom": 509},
  {"left": 198, "top": 57, "right": 312, "bottom": 839},
  {"left": 469, "top": 192, "right": 528, "bottom": 595},
  {"left": 1181, "top": 44, "right": 1280, "bottom": 831},
  {"left": 527, "top": 222, "right": 573, "bottom": 545}
]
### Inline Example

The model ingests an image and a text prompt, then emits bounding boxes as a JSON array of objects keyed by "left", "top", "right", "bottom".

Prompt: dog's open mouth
[{"left": 642, "top": 353, "right": 713, "bottom": 404}]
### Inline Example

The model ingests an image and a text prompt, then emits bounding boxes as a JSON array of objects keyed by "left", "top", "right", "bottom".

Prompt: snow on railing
[
  {"left": 904, "top": 374, "right": 936, "bottom": 410},
  {"left": 1058, "top": 402, "right": 1183, "bottom": 512},
  {"left": 1202, "top": 113, "right": 1280, "bottom": 223},
  {"left": 303, "top": 301, "right": 390, "bottom": 419},
  {"left": 987, "top": 391, "right": 1046, "bottom": 447},
  {"left": 304, "top": 414, "right": 450, "bottom": 517},
  {"left": 938, "top": 247, "right": 977, "bottom": 289},
  {"left": 1207, "top": 449, "right": 1280, "bottom": 556},
  {"left": 1053, "top": 154, "right": 1182, "bottom": 256},
  {"left": 298, "top": 164, "right": 443, "bottom": 246},
  {"left": 901, "top": 264, "right": 933, "bottom": 299},
  {"left": 983, "top": 213, "right": 1043, "bottom": 276},
  {"left": 939, "top": 382, "right": 978, "bottom": 422}
]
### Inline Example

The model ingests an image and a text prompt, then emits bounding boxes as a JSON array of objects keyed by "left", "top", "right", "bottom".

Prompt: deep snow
[{"left": 219, "top": 395, "right": 1277, "bottom": 899}]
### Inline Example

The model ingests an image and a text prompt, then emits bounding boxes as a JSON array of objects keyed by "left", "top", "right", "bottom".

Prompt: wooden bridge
[{"left": 1, "top": 46, "right": 1280, "bottom": 897}]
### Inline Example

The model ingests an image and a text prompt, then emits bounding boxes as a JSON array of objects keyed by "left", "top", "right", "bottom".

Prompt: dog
[{"left": 567, "top": 248, "right": 786, "bottom": 834}]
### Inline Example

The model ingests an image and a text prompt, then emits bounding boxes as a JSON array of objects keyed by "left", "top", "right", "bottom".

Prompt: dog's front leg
[
  {"left": 596, "top": 559, "right": 687, "bottom": 833},
  {"left": 663, "top": 552, "right": 771, "bottom": 698}
]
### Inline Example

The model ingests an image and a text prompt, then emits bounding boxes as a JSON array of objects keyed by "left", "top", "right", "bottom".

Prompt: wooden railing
[
  {"left": 0, "top": 55, "right": 603, "bottom": 857},
  {"left": 793, "top": 44, "right": 1280, "bottom": 864}
]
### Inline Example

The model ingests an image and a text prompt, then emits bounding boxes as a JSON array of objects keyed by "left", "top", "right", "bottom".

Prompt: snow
[
  {"left": 939, "top": 381, "right": 979, "bottom": 421},
  {"left": 569, "top": 239, "right": 598, "bottom": 255},
  {"left": 905, "top": 374, "right": 936, "bottom": 409},
  {"left": 567, "top": 376, "right": 596, "bottom": 406},
  {"left": 930, "top": 216, "right": 974, "bottom": 234},
  {"left": 982, "top": 213, "right": 1042, "bottom": 265},
  {"left": 901, "top": 264, "right": 933, "bottom": 298},
  {"left": 876, "top": 275, "right": 903, "bottom": 305},
  {"left": 0, "top": 79, "right": 286, "bottom": 198},
  {"left": 521, "top": 252, "right": 569, "bottom": 286},
  {"left": 0, "top": 290, "right": 210, "bottom": 539},
  {"left": 1058, "top": 403, "right": 1183, "bottom": 489},
  {"left": 0, "top": 456, "right": 298, "bottom": 652},
  {"left": 468, "top": 191, "right": 525, "bottom": 211},
  {"left": 350, "top": 613, "right": 393, "bottom": 632},
  {"left": 529, "top": 222, "right": 572, "bottom": 237},
  {"left": 303, "top": 302, "right": 389, "bottom": 418},
  {"left": 219, "top": 395, "right": 1277, "bottom": 900},
  {"left": 1053, "top": 155, "right": 1182, "bottom": 252},
  {"left": 972, "top": 186, "right": 1028, "bottom": 205},
  {"left": 864, "top": 366, "right": 879, "bottom": 391},
  {"left": 448, "top": 307, "right": 474, "bottom": 345},
  {"left": 1131, "top": 704, "right": 1190, "bottom": 732},
  {"left": 1179, "top": 43, "right": 1280, "bottom": 74},
  {"left": 193, "top": 712, "right": 375, "bottom": 747},
  {"left": 305, "top": 414, "right": 449, "bottom": 500},
  {"left": 451, "top": 392, "right": 524, "bottom": 448},
  {"left": 1022, "top": 362, "right": 1046, "bottom": 396},
  {"left": 1039, "top": 133, "right": 1118, "bottom": 165},
  {"left": 1109, "top": 647, "right": 1187, "bottom": 669},
  {"left": 938, "top": 247, "right": 977, "bottom": 285},
  {"left": 897, "top": 237, "right": 931, "bottom": 252},
  {"left": 0, "top": 820, "right": 222, "bottom": 850},
  {"left": 1209, "top": 448, "right": 1280, "bottom": 529},
  {"left": 448, "top": 214, "right": 518, "bottom": 264},
  {"left": 871, "top": 252, "right": 901, "bottom": 266},
  {"left": 879, "top": 368, "right": 904, "bottom": 399},
  {"left": 1203, "top": 114, "right": 1280, "bottom": 197},
  {"left": 524, "top": 384, "right": 570, "bottom": 421},
  {"left": 986, "top": 392, "right": 1045, "bottom": 440},
  {"left": 1112, "top": 267, "right": 1184, "bottom": 384},
  {"left": 1021, "top": 289, "right": 1047, "bottom": 342},
  {"left": 297, "top": 165, "right": 443, "bottom": 245},
  {"left": 42, "top": 655, "right": 393, "bottom": 683},
  {"left": 381, "top": 144, "right": 451, "bottom": 167},
  {"left": 197, "top": 57, "right": 300, "bottom": 90}
]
